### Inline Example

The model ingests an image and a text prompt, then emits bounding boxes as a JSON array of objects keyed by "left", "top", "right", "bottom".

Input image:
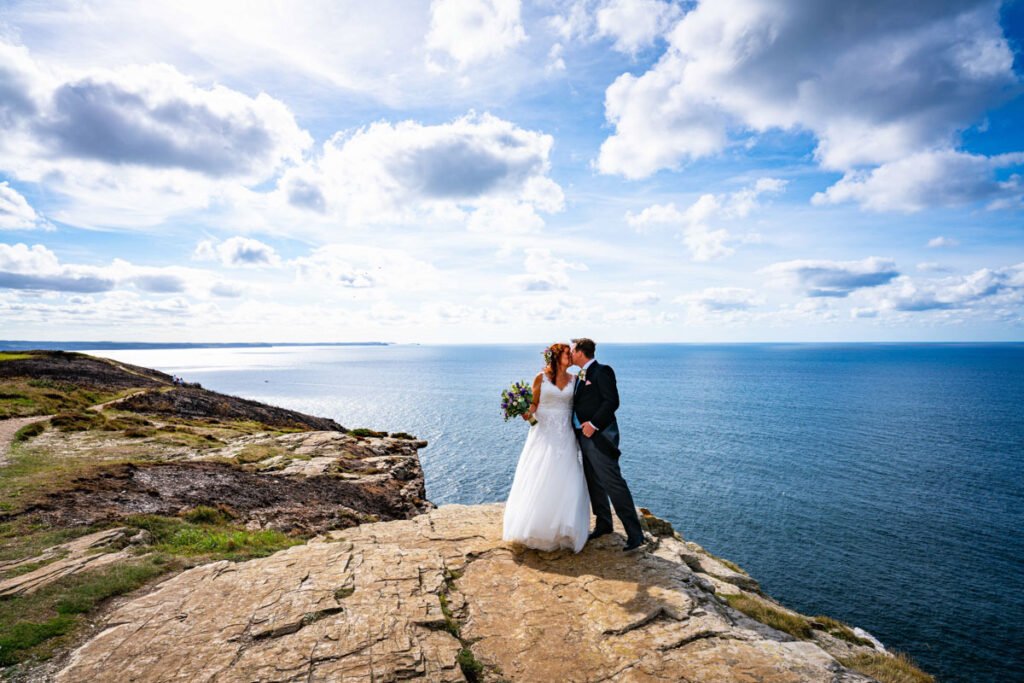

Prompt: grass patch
[
  {"left": 181, "top": 505, "right": 234, "bottom": 525},
  {"left": 389, "top": 432, "right": 417, "bottom": 440},
  {"left": 234, "top": 443, "right": 287, "bottom": 464},
  {"left": 50, "top": 412, "right": 104, "bottom": 432},
  {"left": 13, "top": 422, "right": 45, "bottom": 443},
  {"left": 0, "top": 380, "right": 136, "bottom": 419},
  {"left": 0, "top": 353, "right": 33, "bottom": 362},
  {"left": 812, "top": 615, "right": 875, "bottom": 647},
  {"left": 348, "top": 428, "right": 387, "bottom": 438},
  {"left": 724, "top": 593, "right": 812, "bottom": 639},
  {"left": 0, "top": 555, "right": 173, "bottom": 666},
  {"left": 838, "top": 651, "right": 934, "bottom": 683},
  {"left": 124, "top": 514, "right": 302, "bottom": 561},
  {"left": 457, "top": 648, "right": 484, "bottom": 682}
]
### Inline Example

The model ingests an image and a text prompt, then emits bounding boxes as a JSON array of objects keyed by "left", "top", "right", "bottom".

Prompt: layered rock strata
[{"left": 56, "top": 504, "right": 881, "bottom": 682}]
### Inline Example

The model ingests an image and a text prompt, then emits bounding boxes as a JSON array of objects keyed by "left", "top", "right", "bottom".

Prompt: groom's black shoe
[
  {"left": 588, "top": 528, "right": 613, "bottom": 541},
  {"left": 622, "top": 537, "right": 646, "bottom": 553}
]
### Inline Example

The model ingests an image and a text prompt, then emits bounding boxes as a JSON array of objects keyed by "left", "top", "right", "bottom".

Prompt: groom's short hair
[{"left": 571, "top": 338, "right": 596, "bottom": 359}]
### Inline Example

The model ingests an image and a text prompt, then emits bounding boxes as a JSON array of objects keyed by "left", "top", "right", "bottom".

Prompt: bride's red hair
[{"left": 544, "top": 343, "right": 570, "bottom": 383}]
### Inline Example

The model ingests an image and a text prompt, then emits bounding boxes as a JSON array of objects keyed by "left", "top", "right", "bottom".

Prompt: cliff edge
[{"left": 54, "top": 505, "right": 924, "bottom": 682}]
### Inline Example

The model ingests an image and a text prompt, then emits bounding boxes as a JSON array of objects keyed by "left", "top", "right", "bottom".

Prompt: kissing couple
[{"left": 502, "top": 338, "right": 646, "bottom": 553}]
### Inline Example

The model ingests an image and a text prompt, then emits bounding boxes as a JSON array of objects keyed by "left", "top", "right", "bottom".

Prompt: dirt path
[{"left": 0, "top": 415, "right": 53, "bottom": 465}]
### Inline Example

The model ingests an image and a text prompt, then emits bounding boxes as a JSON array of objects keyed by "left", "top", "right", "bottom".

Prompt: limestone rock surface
[{"left": 55, "top": 505, "right": 881, "bottom": 682}]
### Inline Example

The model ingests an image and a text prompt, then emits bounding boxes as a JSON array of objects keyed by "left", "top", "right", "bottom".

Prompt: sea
[{"left": 71, "top": 343, "right": 1024, "bottom": 682}]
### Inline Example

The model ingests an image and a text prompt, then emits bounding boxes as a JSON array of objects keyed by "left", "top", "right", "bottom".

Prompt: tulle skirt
[{"left": 502, "top": 407, "right": 590, "bottom": 553}]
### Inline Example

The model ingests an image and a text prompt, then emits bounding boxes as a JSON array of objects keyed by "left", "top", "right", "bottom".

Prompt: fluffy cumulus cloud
[
  {"left": 427, "top": 0, "right": 526, "bottom": 68},
  {"left": 0, "top": 182, "right": 49, "bottom": 230},
  {"left": 869, "top": 264, "right": 1024, "bottom": 313},
  {"left": 0, "top": 241, "right": 234, "bottom": 296},
  {"left": 194, "top": 237, "right": 281, "bottom": 268},
  {"left": 0, "top": 242, "right": 114, "bottom": 292},
  {"left": 595, "top": 0, "right": 681, "bottom": 54},
  {"left": 812, "top": 150, "right": 1024, "bottom": 212},
  {"left": 626, "top": 178, "right": 783, "bottom": 260},
  {"left": 597, "top": 0, "right": 1021, "bottom": 211},
  {"left": 0, "top": 41, "right": 310, "bottom": 227},
  {"left": 270, "top": 112, "right": 562, "bottom": 231},
  {"left": 550, "top": 0, "right": 678, "bottom": 54},
  {"left": 763, "top": 257, "right": 900, "bottom": 298}
]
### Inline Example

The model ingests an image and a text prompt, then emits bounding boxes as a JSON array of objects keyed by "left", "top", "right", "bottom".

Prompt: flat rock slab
[
  {"left": 0, "top": 527, "right": 134, "bottom": 597},
  {"left": 56, "top": 505, "right": 875, "bottom": 682}
]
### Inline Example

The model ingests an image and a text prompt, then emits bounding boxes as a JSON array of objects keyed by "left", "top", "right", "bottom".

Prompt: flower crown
[{"left": 542, "top": 347, "right": 555, "bottom": 365}]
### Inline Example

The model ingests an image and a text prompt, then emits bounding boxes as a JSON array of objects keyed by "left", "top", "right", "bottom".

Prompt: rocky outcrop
[
  {"left": 0, "top": 528, "right": 140, "bottom": 597},
  {"left": 55, "top": 505, "right": 880, "bottom": 682},
  {"left": 17, "top": 433, "right": 431, "bottom": 535},
  {"left": 116, "top": 386, "right": 346, "bottom": 432}
]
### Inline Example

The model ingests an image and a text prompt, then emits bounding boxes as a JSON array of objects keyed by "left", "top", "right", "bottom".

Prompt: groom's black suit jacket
[{"left": 573, "top": 360, "right": 622, "bottom": 458}]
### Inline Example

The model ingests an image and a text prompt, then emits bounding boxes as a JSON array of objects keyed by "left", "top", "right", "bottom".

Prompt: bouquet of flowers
[{"left": 501, "top": 380, "right": 537, "bottom": 425}]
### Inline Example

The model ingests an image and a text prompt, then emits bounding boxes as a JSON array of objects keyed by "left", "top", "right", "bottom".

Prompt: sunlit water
[{"left": 85, "top": 343, "right": 1024, "bottom": 682}]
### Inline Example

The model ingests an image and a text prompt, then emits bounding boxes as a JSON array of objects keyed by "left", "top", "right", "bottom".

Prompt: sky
[{"left": 0, "top": 0, "right": 1022, "bottom": 344}]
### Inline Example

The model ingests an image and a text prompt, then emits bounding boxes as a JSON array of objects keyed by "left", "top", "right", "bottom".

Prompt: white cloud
[
  {"left": 0, "top": 182, "right": 49, "bottom": 230},
  {"left": 426, "top": 0, "right": 527, "bottom": 68},
  {"left": 194, "top": 237, "right": 281, "bottom": 268},
  {"left": 0, "top": 41, "right": 311, "bottom": 228},
  {"left": 626, "top": 177, "right": 784, "bottom": 260},
  {"left": 763, "top": 257, "right": 900, "bottom": 298},
  {"left": 0, "top": 241, "right": 240, "bottom": 296},
  {"left": 927, "top": 236, "right": 961, "bottom": 249},
  {"left": 509, "top": 248, "right": 587, "bottom": 291},
  {"left": 812, "top": 150, "right": 1024, "bottom": 212},
  {"left": 595, "top": 0, "right": 681, "bottom": 55},
  {"left": 261, "top": 112, "right": 562, "bottom": 233},
  {"left": 597, "top": 0, "right": 1020, "bottom": 196},
  {"left": 870, "top": 265, "right": 1024, "bottom": 312}
]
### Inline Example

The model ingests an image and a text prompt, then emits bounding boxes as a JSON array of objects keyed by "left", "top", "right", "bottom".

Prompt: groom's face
[{"left": 570, "top": 346, "right": 585, "bottom": 367}]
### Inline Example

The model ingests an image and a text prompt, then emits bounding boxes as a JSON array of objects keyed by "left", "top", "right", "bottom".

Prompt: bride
[{"left": 503, "top": 343, "right": 590, "bottom": 552}]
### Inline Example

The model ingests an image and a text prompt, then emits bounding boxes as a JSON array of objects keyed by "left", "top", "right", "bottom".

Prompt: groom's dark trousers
[{"left": 574, "top": 361, "right": 644, "bottom": 543}]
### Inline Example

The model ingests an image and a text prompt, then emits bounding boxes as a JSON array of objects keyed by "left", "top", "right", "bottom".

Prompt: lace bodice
[{"left": 536, "top": 374, "right": 574, "bottom": 414}]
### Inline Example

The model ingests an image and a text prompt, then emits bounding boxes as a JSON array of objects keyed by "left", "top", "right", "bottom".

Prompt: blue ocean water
[{"left": 86, "top": 343, "right": 1024, "bottom": 682}]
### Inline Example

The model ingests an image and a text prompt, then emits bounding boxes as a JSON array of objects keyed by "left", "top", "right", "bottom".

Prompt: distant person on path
[{"left": 570, "top": 338, "right": 645, "bottom": 552}]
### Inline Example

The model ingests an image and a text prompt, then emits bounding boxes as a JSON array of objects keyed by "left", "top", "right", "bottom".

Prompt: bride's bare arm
[{"left": 523, "top": 373, "right": 543, "bottom": 421}]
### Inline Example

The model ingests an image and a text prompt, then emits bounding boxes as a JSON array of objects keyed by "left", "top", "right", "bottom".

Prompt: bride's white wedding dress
[{"left": 503, "top": 374, "right": 590, "bottom": 552}]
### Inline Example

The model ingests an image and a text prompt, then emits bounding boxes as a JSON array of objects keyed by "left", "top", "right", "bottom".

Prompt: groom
[{"left": 570, "top": 338, "right": 645, "bottom": 552}]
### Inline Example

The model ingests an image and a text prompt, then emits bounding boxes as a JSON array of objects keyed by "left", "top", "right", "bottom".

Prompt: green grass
[
  {"left": 0, "top": 380, "right": 135, "bottom": 419},
  {"left": 234, "top": 443, "right": 287, "bottom": 464},
  {"left": 13, "top": 422, "right": 45, "bottom": 443},
  {"left": 348, "top": 428, "right": 387, "bottom": 438},
  {"left": 50, "top": 412, "right": 104, "bottom": 432},
  {"left": 0, "top": 555, "right": 173, "bottom": 666},
  {"left": 124, "top": 514, "right": 302, "bottom": 561},
  {"left": 457, "top": 648, "right": 484, "bottom": 682},
  {"left": 0, "top": 353, "right": 33, "bottom": 362},
  {"left": 724, "top": 593, "right": 812, "bottom": 639},
  {"left": 838, "top": 651, "right": 934, "bottom": 683}
]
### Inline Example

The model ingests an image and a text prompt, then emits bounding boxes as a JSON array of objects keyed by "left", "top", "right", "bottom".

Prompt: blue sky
[{"left": 0, "top": 0, "right": 1022, "bottom": 343}]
